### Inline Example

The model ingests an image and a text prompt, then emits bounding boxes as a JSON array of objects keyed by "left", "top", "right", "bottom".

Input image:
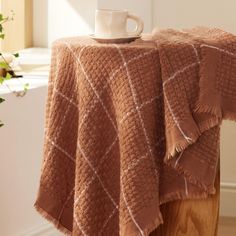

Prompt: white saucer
[{"left": 89, "top": 34, "right": 141, "bottom": 44}]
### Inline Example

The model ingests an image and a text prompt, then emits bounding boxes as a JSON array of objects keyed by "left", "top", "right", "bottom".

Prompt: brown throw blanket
[{"left": 35, "top": 27, "right": 236, "bottom": 236}]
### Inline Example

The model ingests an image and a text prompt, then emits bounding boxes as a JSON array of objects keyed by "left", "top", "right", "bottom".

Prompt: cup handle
[{"left": 127, "top": 14, "right": 144, "bottom": 37}]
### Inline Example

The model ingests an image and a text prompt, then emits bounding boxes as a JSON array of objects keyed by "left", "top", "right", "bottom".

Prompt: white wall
[
  {"left": 0, "top": 86, "right": 49, "bottom": 236},
  {"left": 33, "top": 0, "right": 48, "bottom": 47},
  {"left": 33, "top": 0, "right": 97, "bottom": 47},
  {"left": 33, "top": 0, "right": 152, "bottom": 47},
  {"left": 153, "top": 0, "right": 236, "bottom": 34},
  {"left": 220, "top": 121, "right": 236, "bottom": 217},
  {"left": 33, "top": 0, "right": 236, "bottom": 47},
  {"left": 48, "top": 0, "right": 97, "bottom": 46}
]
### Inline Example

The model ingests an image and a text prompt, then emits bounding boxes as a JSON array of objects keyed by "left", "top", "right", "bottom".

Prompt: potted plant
[{"left": 0, "top": 12, "right": 28, "bottom": 127}]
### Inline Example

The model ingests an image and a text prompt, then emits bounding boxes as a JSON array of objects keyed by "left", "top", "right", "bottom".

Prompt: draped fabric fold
[{"left": 153, "top": 27, "right": 236, "bottom": 196}]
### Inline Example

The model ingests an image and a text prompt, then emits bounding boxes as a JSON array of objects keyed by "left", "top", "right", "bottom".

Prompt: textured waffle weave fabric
[{"left": 35, "top": 27, "right": 236, "bottom": 236}]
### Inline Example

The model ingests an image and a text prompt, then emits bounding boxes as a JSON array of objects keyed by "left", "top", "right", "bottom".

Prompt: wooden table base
[{"left": 150, "top": 170, "right": 220, "bottom": 236}]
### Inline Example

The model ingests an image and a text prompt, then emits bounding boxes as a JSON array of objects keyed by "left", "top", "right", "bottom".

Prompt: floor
[{"left": 218, "top": 217, "right": 236, "bottom": 236}]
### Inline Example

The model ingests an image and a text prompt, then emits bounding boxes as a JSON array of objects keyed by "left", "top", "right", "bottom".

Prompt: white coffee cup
[{"left": 95, "top": 9, "right": 144, "bottom": 38}]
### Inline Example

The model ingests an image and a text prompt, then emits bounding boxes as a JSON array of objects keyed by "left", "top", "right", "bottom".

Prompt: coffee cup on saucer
[{"left": 90, "top": 9, "right": 144, "bottom": 43}]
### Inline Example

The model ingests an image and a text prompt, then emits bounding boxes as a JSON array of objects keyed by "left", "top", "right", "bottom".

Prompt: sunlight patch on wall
[{"left": 47, "top": 0, "right": 97, "bottom": 47}]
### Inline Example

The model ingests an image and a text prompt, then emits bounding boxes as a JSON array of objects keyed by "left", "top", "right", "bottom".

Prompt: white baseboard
[
  {"left": 18, "top": 224, "right": 63, "bottom": 236},
  {"left": 220, "top": 182, "right": 236, "bottom": 217}
]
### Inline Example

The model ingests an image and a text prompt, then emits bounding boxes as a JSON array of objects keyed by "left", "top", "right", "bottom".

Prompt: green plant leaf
[
  {"left": 0, "top": 13, "right": 16, "bottom": 129},
  {"left": 0, "top": 62, "right": 9, "bottom": 69},
  {"left": 0, "top": 77, "right": 4, "bottom": 84},
  {"left": 5, "top": 73, "right": 11, "bottom": 80},
  {"left": 13, "top": 53, "right": 19, "bottom": 58},
  {"left": 0, "top": 97, "right": 5, "bottom": 103},
  {"left": 24, "top": 83, "right": 29, "bottom": 91}
]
